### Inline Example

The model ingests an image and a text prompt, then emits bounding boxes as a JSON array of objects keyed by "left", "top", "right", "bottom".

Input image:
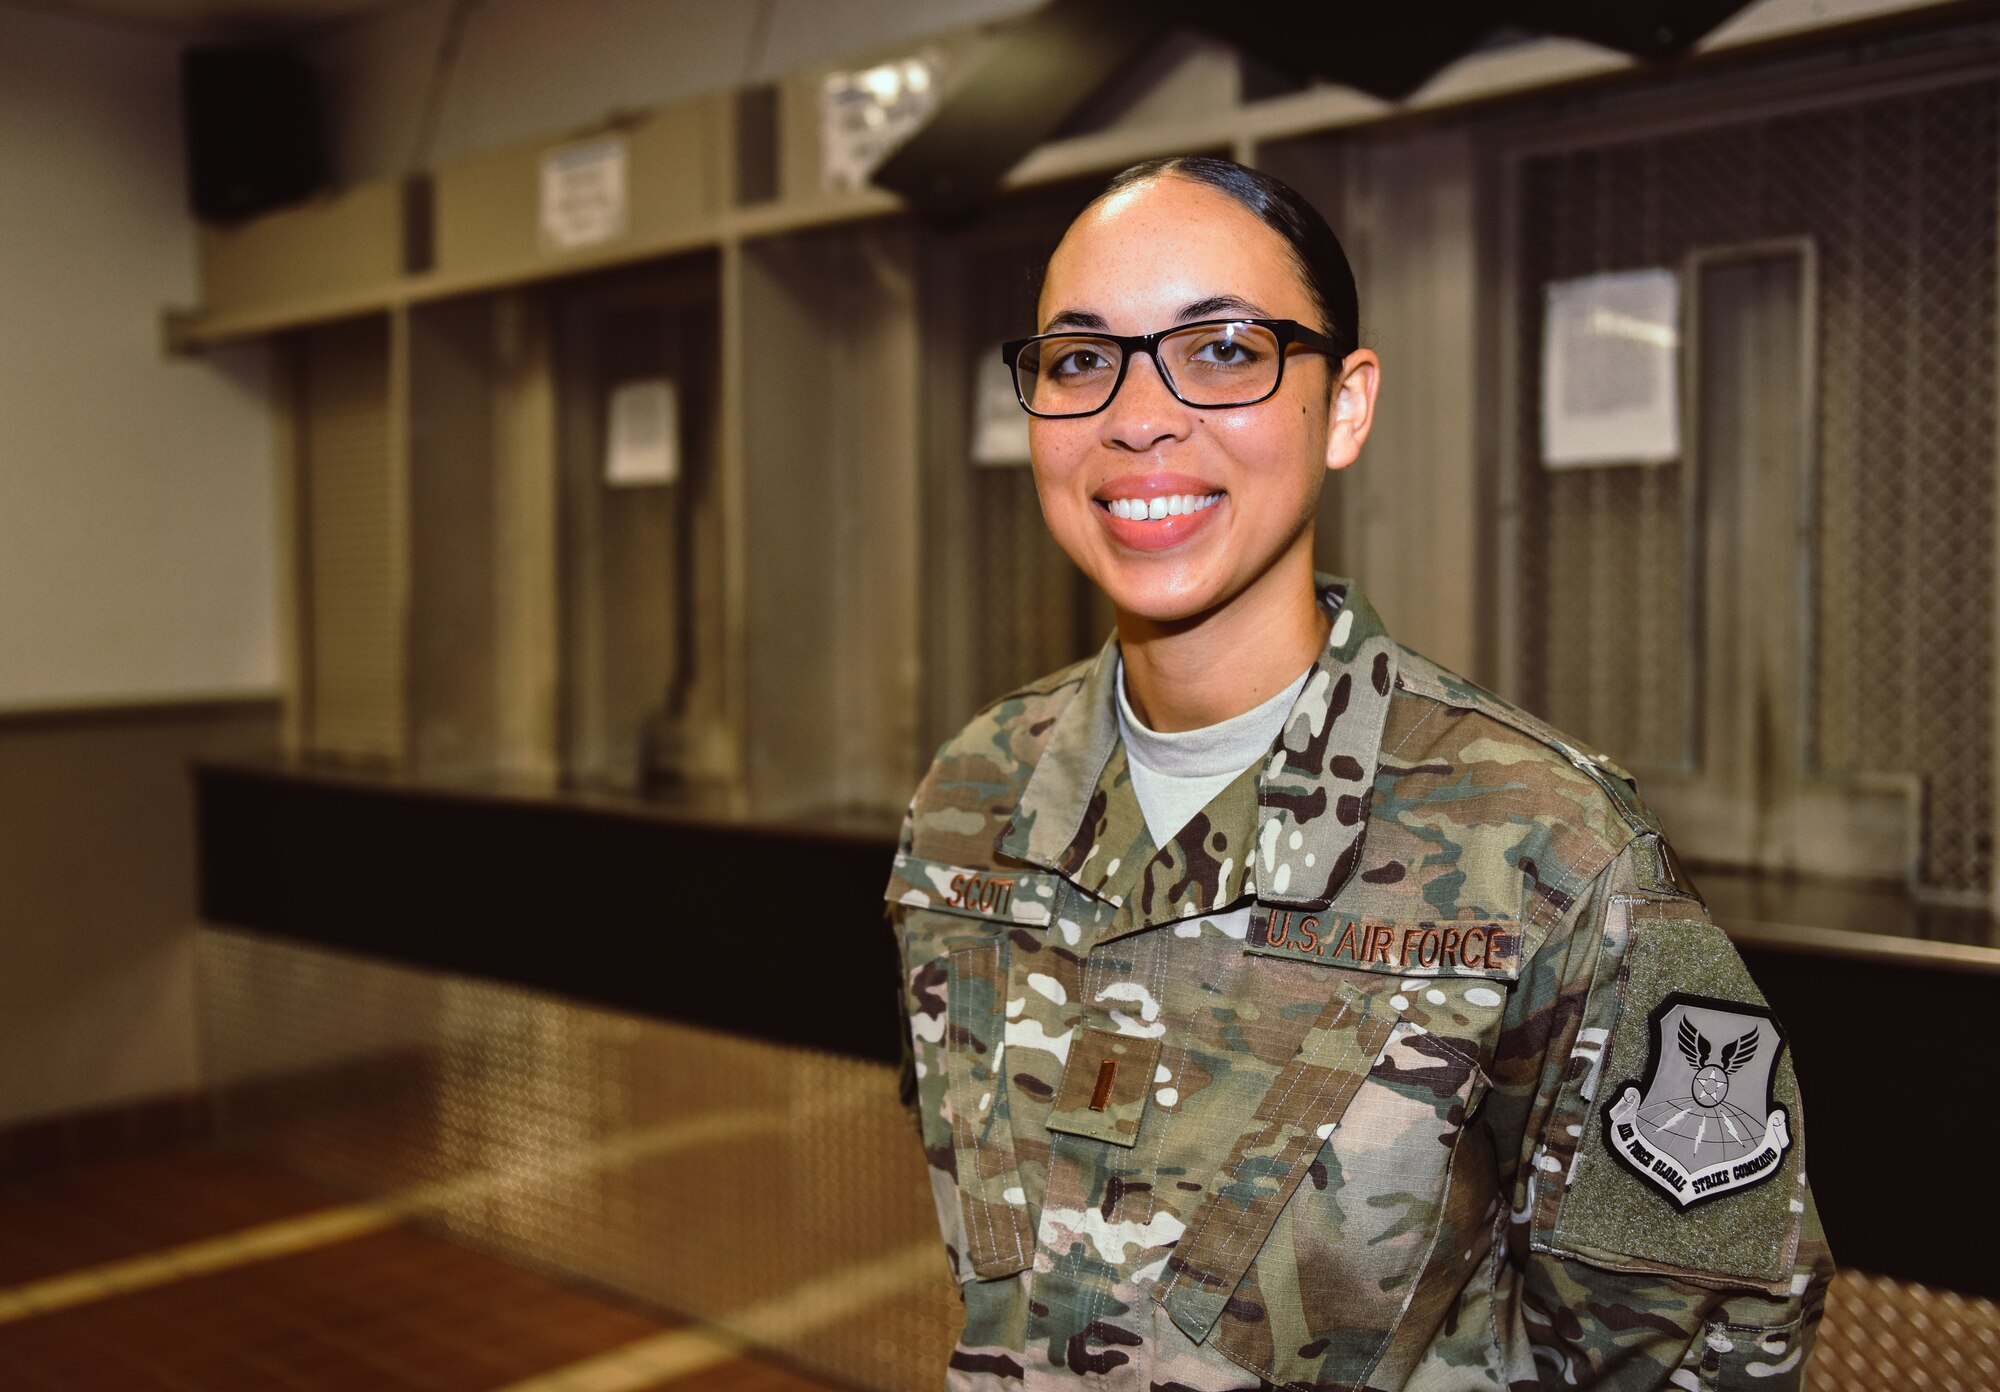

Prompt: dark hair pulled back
[{"left": 1093, "top": 155, "right": 1359, "bottom": 355}]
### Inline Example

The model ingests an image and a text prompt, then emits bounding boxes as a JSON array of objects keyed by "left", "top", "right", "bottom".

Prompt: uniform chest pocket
[
  {"left": 940, "top": 939, "right": 1037, "bottom": 1280},
  {"left": 898, "top": 923, "right": 1041, "bottom": 1283},
  {"left": 890, "top": 852, "right": 1064, "bottom": 1284},
  {"left": 1153, "top": 974, "right": 1498, "bottom": 1389}
]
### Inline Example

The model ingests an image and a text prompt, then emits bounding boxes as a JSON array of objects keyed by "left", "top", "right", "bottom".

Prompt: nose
[{"left": 1099, "top": 348, "right": 1193, "bottom": 453}]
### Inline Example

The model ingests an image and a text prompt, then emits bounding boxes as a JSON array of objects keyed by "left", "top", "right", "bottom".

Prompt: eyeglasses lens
[{"left": 1012, "top": 322, "right": 1283, "bottom": 416}]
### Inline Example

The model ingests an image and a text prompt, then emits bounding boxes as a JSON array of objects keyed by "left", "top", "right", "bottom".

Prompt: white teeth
[{"left": 1104, "top": 493, "right": 1219, "bottom": 521}]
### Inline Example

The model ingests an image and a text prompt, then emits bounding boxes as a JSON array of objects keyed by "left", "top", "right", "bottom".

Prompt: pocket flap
[
  {"left": 946, "top": 941, "right": 1036, "bottom": 1279},
  {"left": 1154, "top": 983, "right": 1396, "bottom": 1343},
  {"left": 886, "top": 853, "right": 1062, "bottom": 927}
]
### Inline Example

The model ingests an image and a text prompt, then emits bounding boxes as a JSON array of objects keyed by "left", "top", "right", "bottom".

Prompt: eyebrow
[
  {"left": 1039, "top": 295, "right": 1272, "bottom": 334},
  {"left": 1042, "top": 308, "right": 1110, "bottom": 332},
  {"left": 1177, "top": 294, "right": 1270, "bottom": 321}
]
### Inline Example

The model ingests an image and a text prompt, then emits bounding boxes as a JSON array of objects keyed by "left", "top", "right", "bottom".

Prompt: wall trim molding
[
  {"left": 0, "top": 1091, "right": 214, "bottom": 1180},
  {"left": 0, "top": 690, "right": 282, "bottom": 732}
]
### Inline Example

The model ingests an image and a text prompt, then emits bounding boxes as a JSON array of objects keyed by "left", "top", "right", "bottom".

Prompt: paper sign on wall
[
  {"left": 541, "top": 136, "right": 628, "bottom": 252},
  {"left": 821, "top": 51, "right": 942, "bottom": 193},
  {"left": 1541, "top": 268, "right": 1681, "bottom": 468},
  {"left": 972, "top": 351, "right": 1031, "bottom": 466},
  {"left": 605, "top": 379, "right": 679, "bottom": 486}
]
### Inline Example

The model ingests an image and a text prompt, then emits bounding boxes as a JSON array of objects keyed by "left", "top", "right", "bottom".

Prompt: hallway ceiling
[
  {"left": 29, "top": 0, "right": 391, "bottom": 33},
  {"left": 874, "top": 0, "right": 1767, "bottom": 218}
]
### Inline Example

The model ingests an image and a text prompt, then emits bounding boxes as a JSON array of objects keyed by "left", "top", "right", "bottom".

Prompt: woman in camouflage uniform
[{"left": 886, "top": 155, "right": 1831, "bottom": 1391}]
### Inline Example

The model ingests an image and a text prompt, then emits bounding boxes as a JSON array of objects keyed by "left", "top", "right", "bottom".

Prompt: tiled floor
[
  {"left": 0, "top": 1148, "right": 336, "bottom": 1287},
  {"left": 0, "top": 1144, "right": 850, "bottom": 1392},
  {"left": 14, "top": 1141, "right": 1999, "bottom": 1392}
]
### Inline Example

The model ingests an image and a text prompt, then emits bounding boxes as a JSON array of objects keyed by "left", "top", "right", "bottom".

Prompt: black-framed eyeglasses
[{"left": 1000, "top": 317, "right": 1342, "bottom": 419}]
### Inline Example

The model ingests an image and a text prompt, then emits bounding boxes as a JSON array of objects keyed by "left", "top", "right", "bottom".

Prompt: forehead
[{"left": 1038, "top": 175, "right": 1311, "bottom": 329}]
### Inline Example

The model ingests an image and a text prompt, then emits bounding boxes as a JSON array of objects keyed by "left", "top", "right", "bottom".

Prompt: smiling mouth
[{"left": 1097, "top": 492, "right": 1223, "bottom": 521}]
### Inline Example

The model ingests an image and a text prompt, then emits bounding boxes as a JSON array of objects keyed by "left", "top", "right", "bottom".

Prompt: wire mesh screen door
[{"left": 1504, "top": 76, "right": 2000, "bottom": 906}]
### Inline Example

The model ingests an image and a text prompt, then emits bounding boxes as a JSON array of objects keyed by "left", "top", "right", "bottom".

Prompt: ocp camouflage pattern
[{"left": 886, "top": 576, "right": 1833, "bottom": 1392}]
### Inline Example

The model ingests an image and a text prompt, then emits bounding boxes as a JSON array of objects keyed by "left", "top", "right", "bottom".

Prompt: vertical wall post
[
  {"left": 718, "top": 237, "right": 752, "bottom": 815},
  {"left": 272, "top": 338, "right": 307, "bottom": 757},
  {"left": 490, "top": 291, "right": 562, "bottom": 781}
]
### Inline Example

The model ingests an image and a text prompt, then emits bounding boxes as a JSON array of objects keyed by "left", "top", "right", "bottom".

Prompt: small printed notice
[
  {"left": 541, "top": 136, "right": 628, "bottom": 252},
  {"left": 972, "top": 351, "right": 1031, "bottom": 466},
  {"left": 821, "top": 51, "right": 942, "bottom": 193},
  {"left": 604, "top": 379, "right": 679, "bottom": 487},
  {"left": 1541, "top": 268, "right": 1681, "bottom": 468}
]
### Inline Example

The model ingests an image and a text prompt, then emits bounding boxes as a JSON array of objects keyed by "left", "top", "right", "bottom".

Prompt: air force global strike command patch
[{"left": 1603, "top": 993, "right": 1792, "bottom": 1209}]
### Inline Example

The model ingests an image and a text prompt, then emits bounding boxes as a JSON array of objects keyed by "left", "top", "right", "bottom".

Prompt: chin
[{"left": 1089, "top": 559, "right": 1223, "bottom": 627}]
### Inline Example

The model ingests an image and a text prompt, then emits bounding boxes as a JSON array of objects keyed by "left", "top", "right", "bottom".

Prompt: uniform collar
[{"left": 998, "top": 574, "right": 1399, "bottom": 911}]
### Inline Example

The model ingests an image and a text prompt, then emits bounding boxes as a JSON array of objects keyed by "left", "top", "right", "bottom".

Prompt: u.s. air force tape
[{"left": 1246, "top": 908, "right": 1521, "bottom": 979}]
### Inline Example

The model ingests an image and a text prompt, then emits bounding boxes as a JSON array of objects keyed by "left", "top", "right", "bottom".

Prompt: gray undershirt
[{"left": 1114, "top": 653, "right": 1315, "bottom": 848}]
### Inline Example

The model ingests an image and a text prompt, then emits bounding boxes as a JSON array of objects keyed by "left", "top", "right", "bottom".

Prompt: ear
[{"left": 1324, "top": 348, "right": 1380, "bottom": 473}]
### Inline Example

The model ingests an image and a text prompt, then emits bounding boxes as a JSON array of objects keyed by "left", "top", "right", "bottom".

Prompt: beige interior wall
[
  {"left": 0, "top": 6, "right": 277, "bottom": 712},
  {"left": 0, "top": 8, "right": 285, "bottom": 1131},
  {"left": 0, "top": 702, "right": 279, "bottom": 1129}
]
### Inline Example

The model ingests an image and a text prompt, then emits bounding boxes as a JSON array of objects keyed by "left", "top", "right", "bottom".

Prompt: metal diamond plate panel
[{"left": 195, "top": 928, "right": 958, "bottom": 1392}]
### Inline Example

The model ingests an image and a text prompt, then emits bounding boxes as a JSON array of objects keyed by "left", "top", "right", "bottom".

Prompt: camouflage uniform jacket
[{"left": 886, "top": 575, "right": 1833, "bottom": 1392}]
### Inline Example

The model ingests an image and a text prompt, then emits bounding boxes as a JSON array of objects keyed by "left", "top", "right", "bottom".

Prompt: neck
[{"left": 1116, "top": 548, "right": 1330, "bottom": 733}]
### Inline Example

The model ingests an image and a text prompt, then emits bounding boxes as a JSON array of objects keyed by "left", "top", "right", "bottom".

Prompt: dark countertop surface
[
  {"left": 198, "top": 755, "right": 2000, "bottom": 966},
  {"left": 197, "top": 753, "right": 904, "bottom": 843},
  {"left": 190, "top": 755, "right": 2000, "bottom": 1296}
]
